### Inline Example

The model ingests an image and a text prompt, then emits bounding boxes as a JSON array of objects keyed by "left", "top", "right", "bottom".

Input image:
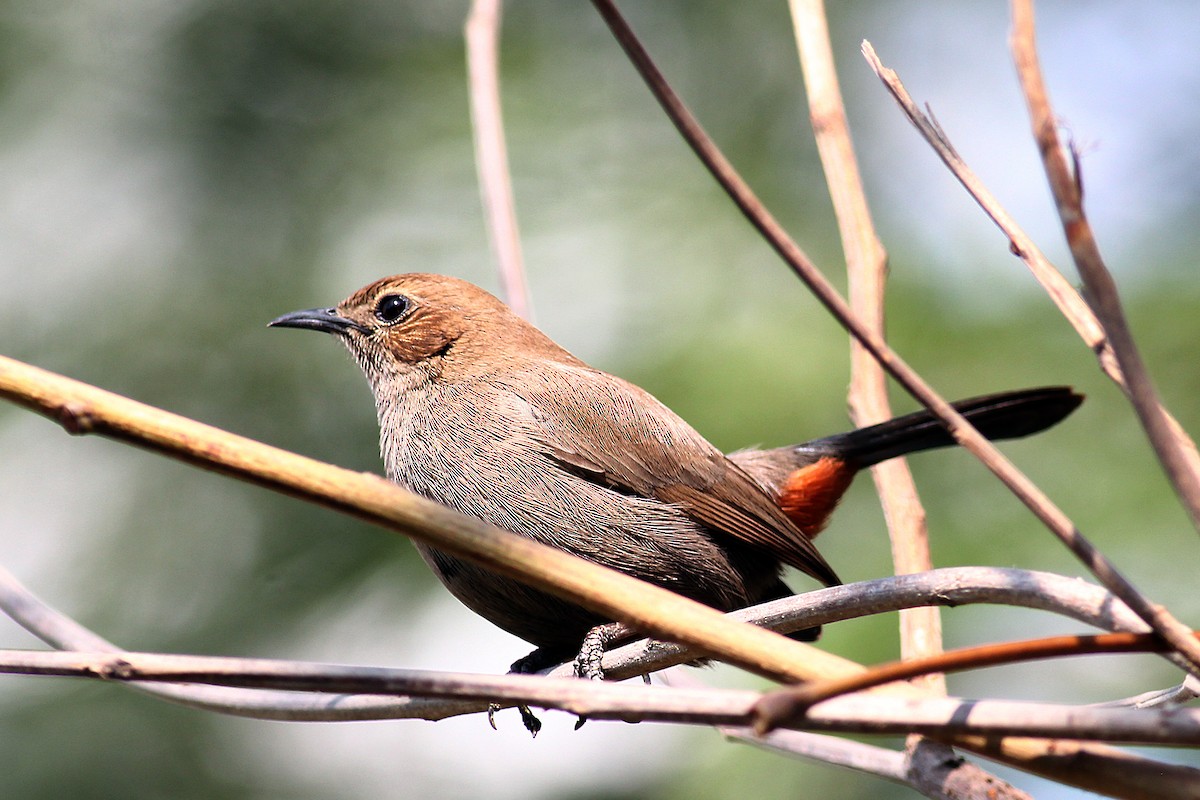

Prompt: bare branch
[
  {"left": 466, "top": 0, "right": 532, "bottom": 319},
  {"left": 5, "top": 648, "right": 1200, "bottom": 748},
  {"left": 0, "top": 354, "right": 868, "bottom": 686},
  {"left": 1009, "top": 0, "right": 1200, "bottom": 533},
  {"left": 789, "top": 1, "right": 945, "bottom": 714}
]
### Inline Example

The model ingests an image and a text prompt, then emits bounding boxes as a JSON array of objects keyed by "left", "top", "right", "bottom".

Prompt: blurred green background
[{"left": 1, "top": 2, "right": 1198, "bottom": 798}]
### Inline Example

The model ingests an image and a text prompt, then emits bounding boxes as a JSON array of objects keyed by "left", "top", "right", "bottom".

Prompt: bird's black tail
[{"left": 799, "top": 387, "right": 1083, "bottom": 468}]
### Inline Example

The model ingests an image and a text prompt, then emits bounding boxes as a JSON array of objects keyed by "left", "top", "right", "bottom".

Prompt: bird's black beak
[{"left": 268, "top": 307, "right": 369, "bottom": 336}]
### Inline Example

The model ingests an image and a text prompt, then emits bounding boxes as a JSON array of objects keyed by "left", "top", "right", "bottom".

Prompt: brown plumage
[{"left": 270, "top": 274, "right": 1082, "bottom": 667}]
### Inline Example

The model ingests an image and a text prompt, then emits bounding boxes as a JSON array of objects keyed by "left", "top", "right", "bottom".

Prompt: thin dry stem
[
  {"left": 861, "top": 38, "right": 1200, "bottom": 521},
  {"left": 790, "top": 10, "right": 962, "bottom": 790},
  {"left": 1009, "top": 0, "right": 1200, "bottom": 532},
  {"left": 788, "top": 0, "right": 945, "bottom": 697},
  {"left": 6, "top": 648, "right": 1200, "bottom": 747},
  {"left": 756, "top": 629, "right": 1200, "bottom": 729},
  {"left": 466, "top": 0, "right": 532, "bottom": 320}
]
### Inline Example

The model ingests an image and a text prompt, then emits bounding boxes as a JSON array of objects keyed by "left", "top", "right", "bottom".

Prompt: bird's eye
[{"left": 374, "top": 294, "right": 410, "bottom": 324}]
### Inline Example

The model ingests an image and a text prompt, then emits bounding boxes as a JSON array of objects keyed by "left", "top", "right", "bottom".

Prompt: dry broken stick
[
  {"left": 1010, "top": 0, "right": 1200, "bottom": 533},
  {"left": 862, "top": 35, "right": 1200, "bottom": 533}
]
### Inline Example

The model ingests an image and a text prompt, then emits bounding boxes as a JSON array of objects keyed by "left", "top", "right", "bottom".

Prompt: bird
[{"left": 270, "top": 273, "right": 1081, "bottom": 681}]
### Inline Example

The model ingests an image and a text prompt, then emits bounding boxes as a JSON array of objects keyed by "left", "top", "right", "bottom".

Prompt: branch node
[{"left": 57, "top": 401, "right": 95, "bottom": 435}]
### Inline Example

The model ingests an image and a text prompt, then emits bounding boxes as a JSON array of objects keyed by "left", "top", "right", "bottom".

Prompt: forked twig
[
  {"left": 858, "top": 41, "right": 1115, "bottom": 373},
  {"left": 861, "top": 38, "right": 1200, "bottom": 526}
]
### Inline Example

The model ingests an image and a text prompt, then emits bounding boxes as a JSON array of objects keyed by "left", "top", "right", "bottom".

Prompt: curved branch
[
  {"left": 1, "top": 555, "right": 1150, "bottom": 722},
  {"left": 5, "top": 648, "right": 1200, "bottom": 748},
  {"left": 466, "top": 0, "right": 532, "bottom": 319}
]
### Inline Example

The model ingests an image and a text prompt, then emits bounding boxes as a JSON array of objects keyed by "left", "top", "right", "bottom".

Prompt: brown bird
[{"left": 270, "top": 273, "right": 1081, "bottom": 677}]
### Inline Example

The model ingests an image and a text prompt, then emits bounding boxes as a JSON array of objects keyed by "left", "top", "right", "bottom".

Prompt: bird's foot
[
  {"left": 573, "top": 622, "right": 625, "bottom": 680},
  {"left": 487, "top": 648, "right": 565, "bottom": 737}
]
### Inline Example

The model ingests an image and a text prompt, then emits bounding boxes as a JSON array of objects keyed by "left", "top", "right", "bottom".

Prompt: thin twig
[
  {"left": 755, "top": 629, "right": 1200, "bottom": 731},
  {"left": 5, "top": 648, "right": 1200, "bottom": 746},
  {"left": 860, "top": 38, "right": 1200, "bottom": 528},
  {"left": 788, "top": 0, "right": 946, "bottom": 703},
  {"left": 466, "top": 0, "right": 532, "bottom": 319},
  {"left": 858, "top": 41, "right": 1115, "bottom": 374},
  {"left": 1009, "top": 0, "right": 1200, "bottom": 532},
  {"left": 587, "top": 0, "right": 1200, "bottom": 676}
]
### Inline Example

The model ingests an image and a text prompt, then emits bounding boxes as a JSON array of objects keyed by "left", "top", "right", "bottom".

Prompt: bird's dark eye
[{"left": 374, "top": 294, "right": 410, "bottom": 324}]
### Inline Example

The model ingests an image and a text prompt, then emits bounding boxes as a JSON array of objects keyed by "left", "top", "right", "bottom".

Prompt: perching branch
[
  {"left": 2, "top": 553, "right": 1150, "bottom": 723},
  {"left": 5, "top": 648, "right": 1200, "bottom": 747},
  {"left": 0, "top": 354, "right": 858, "bottom": 688}
]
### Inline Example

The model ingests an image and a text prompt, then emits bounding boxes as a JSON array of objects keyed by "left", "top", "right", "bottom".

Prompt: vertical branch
[
  {"left": 790, "top": 3, "right": 980, "bottom": 796},
  {"left": 788, "top": 0, "right": 944, "bottom": 686},
  {"left": 465, "top": 0, "right": 533, "bottom": 320},
  {"left": 1010, "top": 0, "right": 1200, "bottom": 532}
]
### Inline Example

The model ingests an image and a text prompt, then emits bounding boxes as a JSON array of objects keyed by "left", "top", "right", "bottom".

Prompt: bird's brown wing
[{"left": 515, "top": 365, "right": 841, "bottom": 587}]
